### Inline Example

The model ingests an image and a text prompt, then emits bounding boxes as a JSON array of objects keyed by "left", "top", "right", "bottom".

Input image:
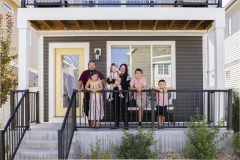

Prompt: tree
[{"left": 0, "top": 13, "right": 18, "bottom": 107}]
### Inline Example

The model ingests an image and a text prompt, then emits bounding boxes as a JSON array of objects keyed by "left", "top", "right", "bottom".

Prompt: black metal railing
[
  {"left": 21, "top": 0, "right": 222, "bottom": 8},
  {"left": 75, "top": 89, "right": 232, "bottom": 129},
  {"left": 29, "top": 91, "right": 40, "bottom": 123},
  {"left": 58, "top": 90, "right": 77, "bottom": 159},
  {"left": 0, "top": 90, "right": 30, "bottom": 160}
]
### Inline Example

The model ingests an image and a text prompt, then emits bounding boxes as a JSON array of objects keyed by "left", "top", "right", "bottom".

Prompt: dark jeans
[
  {"left": 83, "top": 98, "right": 90, "bottom": 118},
  {"left": 112, "top": 92, "right": 128, "bottom": 125}
]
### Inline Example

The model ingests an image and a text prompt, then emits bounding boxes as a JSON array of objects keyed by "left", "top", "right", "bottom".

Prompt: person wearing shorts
[
  {"left": 153, "top": 79, "right": 174, "bottom": 130},
  {"left": 130, "top": 68, "right": 147, "bottom": 127}
]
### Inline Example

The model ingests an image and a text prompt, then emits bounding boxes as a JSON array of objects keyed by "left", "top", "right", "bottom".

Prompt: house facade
[
  {"left": 16, "top": 0, "right": 226, "bottom": 123},
  {"left": 0, "top": 0, "right": 39, "bottom": 127},
  {"left": 0, "top": 1, "right": 235, "bottom": 159}
]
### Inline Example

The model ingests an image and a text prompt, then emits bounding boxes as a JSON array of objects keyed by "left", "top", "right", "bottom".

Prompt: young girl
[
  {"left": 152, "top": 79, "right": 174, "bottom": 130},
  {"left": 85, "top": 70, "right": 104, "bottom": 128},
  {"left": 108, "top": 63, "right": 124, "bottom": 101}
]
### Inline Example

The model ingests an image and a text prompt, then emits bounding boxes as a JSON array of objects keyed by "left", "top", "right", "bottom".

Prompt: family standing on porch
[{"left": 78, "top": 60, "right": 174, "bottom": 130}]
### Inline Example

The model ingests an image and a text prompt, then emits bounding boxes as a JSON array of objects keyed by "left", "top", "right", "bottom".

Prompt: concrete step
[
  {"left": 15, "top": 149, "right": 75, "bottom": 160},
  {"left": 24, "top": 130, "right": 58, "bottom": 140},
  {"left": 20, "top": 139, "right": 58, "bottom": 149}
]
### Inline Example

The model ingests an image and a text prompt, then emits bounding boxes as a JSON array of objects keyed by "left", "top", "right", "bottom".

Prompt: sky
[{"left": 222, "top": 0, "right": 231, "bottom": 7}]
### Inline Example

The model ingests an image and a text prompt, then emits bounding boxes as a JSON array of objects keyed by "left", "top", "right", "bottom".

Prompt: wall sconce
[{"left": 94, "top": 48, "right": 101, "bottom": 60}]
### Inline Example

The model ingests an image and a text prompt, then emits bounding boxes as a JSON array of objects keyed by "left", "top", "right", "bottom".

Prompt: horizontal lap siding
[{"left": 43, "top": 36, "right": 202, "bottom": 122}]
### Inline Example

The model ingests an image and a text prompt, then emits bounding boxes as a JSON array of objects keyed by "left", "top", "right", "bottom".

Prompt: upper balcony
[{"left": 21, "top": 0, "right": 222, "bottom": 8}]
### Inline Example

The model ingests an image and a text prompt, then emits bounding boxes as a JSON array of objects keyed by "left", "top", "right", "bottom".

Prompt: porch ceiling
[{"left": 30, "top": 20, "right": 213, "bottom": 31}]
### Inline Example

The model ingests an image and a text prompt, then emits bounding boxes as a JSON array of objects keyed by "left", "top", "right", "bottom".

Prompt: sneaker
[
  {"left": 158, "top": 126, "right": 163, "bottom": 130},
  {"left": 108, "top": 97, "right": 113, "bottom": 102},
  {"left": 119, "top": 94, "right": 124, "bottom": 98}
]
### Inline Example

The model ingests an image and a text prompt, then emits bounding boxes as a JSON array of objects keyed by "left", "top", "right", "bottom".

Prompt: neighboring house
[
  {"left": 224, "top": 0, "right": 240, "bottom": 92},
  {"left": 0, "top": 0, "right": 39, "bottom": 127},
  {"left": 207, "top": 0, "right": 240, "bottom": 92}
]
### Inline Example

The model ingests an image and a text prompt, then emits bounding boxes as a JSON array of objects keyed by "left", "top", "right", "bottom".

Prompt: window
[
  {"left": 111, "top": 45, "right": 130, "bottom": 72},
  {"left": 158, "top": 64, "right": 170, "bottom": 75},
  {"left": 228, "top": 18, "right": 232, "bottom": 35},
  {"left": 3, "top": 3, "right": 13, "bottom": 14},
  {"left": 109, "top": 43, "right": 173, "bottom": 87},
  {"left": 225, "top": 70, "right": 230, "bottom": 80}
]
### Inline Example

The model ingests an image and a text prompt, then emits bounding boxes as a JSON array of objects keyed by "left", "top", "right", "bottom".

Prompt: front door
[{"left": 55, "top": 48, "right": 84, "bottom": 116}]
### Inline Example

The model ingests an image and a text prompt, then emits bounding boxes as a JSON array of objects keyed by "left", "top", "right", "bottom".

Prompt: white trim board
[
  {"left": 37, "top": 30, "right": 208, "bottom": 37},
  {"left": 106, "top": 41, "right": 176, "bottom": 89},
  {"left": 48, "top": 43, "right": 89, "bottom": 123},
  {"left": 18, "top": 8, "right": 225, "bottom": 28}
]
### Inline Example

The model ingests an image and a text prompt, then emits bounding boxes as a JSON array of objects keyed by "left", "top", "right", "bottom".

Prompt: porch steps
[{"left": 15, "top": 130, "right": 76, "bottom": 160}]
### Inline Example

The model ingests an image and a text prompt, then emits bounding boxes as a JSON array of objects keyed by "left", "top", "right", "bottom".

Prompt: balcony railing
[
  {"left": 67, "top": 89, "right": 232, "bottom": 129},
  {"left": 21, "top": 0, "right": 222, "bottom": 8}
]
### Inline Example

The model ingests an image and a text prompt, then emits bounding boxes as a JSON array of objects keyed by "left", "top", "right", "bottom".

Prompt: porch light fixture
[{"left": 94, "top": 48, "right": 101, "bottom": 60}]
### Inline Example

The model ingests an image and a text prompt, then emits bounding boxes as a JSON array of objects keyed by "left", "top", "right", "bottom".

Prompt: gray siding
[{"left": 43, "top": 36, "right": 203, "bottom": 122}]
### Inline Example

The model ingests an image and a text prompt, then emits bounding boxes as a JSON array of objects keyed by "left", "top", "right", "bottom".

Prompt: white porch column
[
  {"left": 213, "top": 22, "right": 225, "bottom": 125},
  {"left": 18, "top": 22, "right": 30, "bottom": 90},
  {"left": 214, "top": 23, "right": 225, "bottom": 89}
]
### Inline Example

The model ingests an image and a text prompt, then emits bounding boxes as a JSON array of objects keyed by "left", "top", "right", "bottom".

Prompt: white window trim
[
  {"left": 225, "top": 70, "right": 230, "bottom": 80},
  {"left": 48, "top": 42, "right": 89, "bottom": 123},
  {"left": 107, "top": 41, "right": 176, "bottom": 88}
]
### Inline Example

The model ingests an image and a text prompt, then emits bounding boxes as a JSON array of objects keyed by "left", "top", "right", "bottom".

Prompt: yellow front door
[{"left": 55, "top": 48, "right": 84, "bottom": 116}]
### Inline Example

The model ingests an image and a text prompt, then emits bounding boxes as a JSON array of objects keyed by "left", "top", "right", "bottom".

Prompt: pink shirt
[
  {"left": 156, "top": 88, "right": 169, "bottom": 106},
  {"left": 130, "top": 77, "right": 147, "bottom": 99}
]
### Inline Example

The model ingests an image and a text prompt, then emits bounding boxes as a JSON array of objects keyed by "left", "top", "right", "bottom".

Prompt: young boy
[
  {"left": 130, "top": 68, "right": 147, "bottom": 127},
  {"left": 152, "top": 79, "right": 174, "bottom": 130}
]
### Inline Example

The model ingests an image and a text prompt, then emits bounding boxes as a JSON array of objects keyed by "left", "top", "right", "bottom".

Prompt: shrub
[
  {"left": 110, "top": 127, "right": 160, "bottom": 159},
  {"left": 184, "top": 108, "right": 230, "bottom": 159},
  {"left": 232, "top": 132, "right": 240, "bottom": 157},
  {"left": 0, "top": 13, "right": 18, "bottom": 107},
  {"left": 232, "top": 91, "right": 239, "bottom": 133},
  {"left": 89, "top": 139, "right": 112, "bottom": 159}
]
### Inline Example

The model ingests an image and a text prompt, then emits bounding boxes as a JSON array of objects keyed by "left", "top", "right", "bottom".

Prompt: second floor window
[
  {"left": 4, "top": 3, "right": 13, "bottom": 14},
  {"left": 228, "top": 18, "right": 232, "bottom": 35}
]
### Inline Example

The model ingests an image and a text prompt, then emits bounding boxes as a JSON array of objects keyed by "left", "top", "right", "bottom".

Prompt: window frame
[
  {"left": 3, "top": 2, "right": 13, "bottom": 14},
  {"left": 107, "top": 41, "right": 176, "bottom": 88}
]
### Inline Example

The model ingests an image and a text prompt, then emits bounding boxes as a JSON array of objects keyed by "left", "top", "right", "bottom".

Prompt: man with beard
[{"left": 78, "top": 60, "right": 107, "bottom": 126}]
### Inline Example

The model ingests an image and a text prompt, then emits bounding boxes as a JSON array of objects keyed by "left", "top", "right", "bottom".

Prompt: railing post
[
  {"left": 34, "top": 0, "right": 36, "bottom": 8},
  {"left": 150, "top": 0, "right": 154, "bottom": 7},
  {"left": 21, "top": 0, "right": 26, "bottom": 8},
  {"left": 36, "top": 91, "right": 40, "bottom": 123},
  {"left": 0, "top": 130, "right": 5, "bottom": 160},
  {"left": 218, "top": 0, "right": 222, "bottom": 7},
  {"left": 25, "top": 90, "right": 30, "bottom": 130},
  {"left": 227, "top": 89, "right": 233, "bottom": 130},
  {"left": 58, "top": 130, "right": 63, "bottom": 159},
  {"left": 73, "top": 91, "right": 77, "bottom": 131},
  {"left": 89, "top": 0, "right": 93, "bottom": 7},
  {"left": 151, "top": 89, "right": 155, "bottom": 128},
  {"left": 10, "top": 90, "right": 15, "bottom": 130}
]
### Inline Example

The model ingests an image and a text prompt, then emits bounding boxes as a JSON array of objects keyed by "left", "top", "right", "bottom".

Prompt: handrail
[
  {"left": 77, "top": 89, "right": 232, "bottom": 129},
  {"left": 21, "top": 0, "right": 221, "bottom": 8},
  {"left": 0, "top": 90, "right": 30, "bottom": 160},
  {"left": 4, "top": 91, "right": 27, "bottom": 132},
  {"left": 58, "top": 89, "right": 77, "bottom": 159}
]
